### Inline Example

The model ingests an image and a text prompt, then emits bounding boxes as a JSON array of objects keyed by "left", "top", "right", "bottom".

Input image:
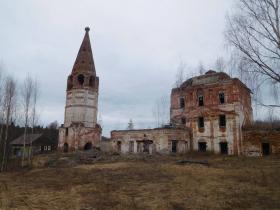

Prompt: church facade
[{"left": 58, "top": 27, "right": 101, "bottom": 152}]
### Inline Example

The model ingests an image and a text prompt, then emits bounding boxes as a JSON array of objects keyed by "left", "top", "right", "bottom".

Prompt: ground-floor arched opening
[
  {"left": 262, "top": 143, "right": 270, "bottom": 156},
  {"left": 220, "top": 142, "right": 228, "bottom": 154},
  {"left": 198, "top": 142, "right": 207, "bottom": 152},
  {"left": 63, "top": 143, "right": 69, "bottom": 153},
  {"left": 84, "top": 142, "right": 92, "bottom": 150}
]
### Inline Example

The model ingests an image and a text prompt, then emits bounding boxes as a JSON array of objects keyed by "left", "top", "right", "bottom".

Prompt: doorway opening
[
  {"left": 171, "top": 140, "right": 178, "bottom": 153},
  {"left": 262, "top": 143, "right": 270, "bottom": 156},
  {"left": 84, "top": 142, "right": 92, "bottom": 150},
  {"left": 63, "top": 143, "right": 69, "bottom": 153},
  {"left": 198, "top": 142, "right": 207, "bottom": 152},
  {"left": 117, "top": 141, "right": 122, "bottom": 152},
  {"left": 143, "top": 142, "right": 150, "bottom": 153},
  {"left": 220, "top": 142, "right": 228, "bottom": 155}
]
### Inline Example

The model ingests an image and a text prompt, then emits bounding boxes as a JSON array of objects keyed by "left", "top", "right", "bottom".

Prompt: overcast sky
[{"left": 0, "top": 0, "right": 244, "bottom": 136}]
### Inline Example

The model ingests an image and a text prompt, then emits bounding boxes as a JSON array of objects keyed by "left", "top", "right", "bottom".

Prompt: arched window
[
  {"left": 197, "top": 89, "right": 204, "bottom": 106},
  {"left": 77, "top": 74, "right": 84, "bottom": 86},
  {"left": 89, "top": 76, "right": 93, "bottom": 87}
]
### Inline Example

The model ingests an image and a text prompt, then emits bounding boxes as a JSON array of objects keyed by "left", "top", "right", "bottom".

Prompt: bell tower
[{"left": 58, "top": 27, "right": 101, "bottom": 152}]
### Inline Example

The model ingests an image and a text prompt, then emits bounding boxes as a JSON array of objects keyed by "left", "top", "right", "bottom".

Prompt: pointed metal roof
[{"left": 71, "top": 27, "right": 96, "bottom": 76}]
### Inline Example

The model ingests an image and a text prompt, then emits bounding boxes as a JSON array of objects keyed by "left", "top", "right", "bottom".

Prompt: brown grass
[{"left": 0, "top": 154, "right": 279, "bottom": 210}]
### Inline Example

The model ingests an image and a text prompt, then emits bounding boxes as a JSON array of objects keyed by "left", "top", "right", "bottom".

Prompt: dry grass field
[{"left": 0, "top": 153, "right": 279, "bottom": 210}]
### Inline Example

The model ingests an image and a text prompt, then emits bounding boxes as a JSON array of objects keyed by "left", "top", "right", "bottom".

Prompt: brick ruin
[
  {"left": 58, "top": 27, "right": 101, "bottom": 152},
  {"left": 57, "top": 28, "right": 279, "bottom": 156},
  {"left": 110, "top": 70, "right": 279, "bottom": 156},
  {"left": 110, "top": 128, "right": 191, "bottom": 154},
  {"left": 170, "top": 70, "right": 253, "bottom": 155}
]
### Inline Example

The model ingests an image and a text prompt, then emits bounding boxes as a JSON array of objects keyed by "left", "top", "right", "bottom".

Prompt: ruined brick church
[{"left": 59, "top": 28, "right": 280, "bottom": 156}]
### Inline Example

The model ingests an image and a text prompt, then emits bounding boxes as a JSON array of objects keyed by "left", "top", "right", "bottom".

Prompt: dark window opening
[
  {"left": 65, "top": 128, "right": 68, "bottom": 136},
  {"left": 63, "top": 143, "right": 69, "bottom": 153},
  {"left": 219, "top": 115, "right": 226, "bottom": 127},
  {"left": 84, "top": 142, "right": 92, "bottom": 150},
  {"left": 180, "top": 97, "right": 185, "bottom": 108},
  {"left": 219, "top": 92, "right": 225, "bottom": 104},
  {"left": 117, "top": 141, "right": 121, "bottom": 152},
  {"left": 198, "top": 95, "right": 204, "bottom": 106},
  {"left": 129, "top": 141, "right": 134, "bottom": 153},
  {"left": 181, "top": 117, "right": 186, "bottom": 125},
  {"left": 143, "top": 142, "right": 150, "bottom": 153},
  {"left": 198, "top": 117, "right": 204, "bottom": 128},
  {"left": 89, "top": 76, "right": 94, "bottom": 87},
  {"left": 78, "top": 74, "right": 84, "bottom": 86},
  {"left": 262, "top": 143, "right": 270, "bottom": 156},
  {"left": 171, "top": 140, "right": 178, "bottom": 153},
  {"left": 220, "top": 142, "right": 228, "bottom": 154},
  {"left": 198, "top": 142, "right": 207, "bottom": 152}
]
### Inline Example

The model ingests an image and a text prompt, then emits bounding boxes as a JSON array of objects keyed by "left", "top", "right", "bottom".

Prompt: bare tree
[
  {"left": 214, "top": 57, "right": 227, "bottom": 72},
  {"left": 174, "top": 61, "right": 186, "bottom": 88},
  {"left": 152, "top": 95, "right": 169, "bottom": 127},
  {"left": 225, "top": 0, "right": 280, "bottom": 107},
  {"left": 21, "top": 75, "right": 33, "bottom": 167},
  {"left": 127, "top": 119, "right": 134, "bottom": 130},
  {"left": 0, "top": 67, "right": 5, "bottom": 150},
  {"left": 197, "top": 61, "right": 206, "bottom": 75},
  {"left": 48, "top": 121, "right": 59, "bottom": 129},
  {"left": 28, "top": 78, "right": 39, "bottom": 164},
  {"left": 1, "top": 76, "right": 16, "bottom": 172},
  {"left": 31, "top": 78, "right": 39, "bottom": 134}
]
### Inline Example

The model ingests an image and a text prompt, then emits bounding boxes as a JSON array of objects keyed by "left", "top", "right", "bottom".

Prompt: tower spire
[{"left": 72, "top": 27, "right": 96, "bottom": 75}]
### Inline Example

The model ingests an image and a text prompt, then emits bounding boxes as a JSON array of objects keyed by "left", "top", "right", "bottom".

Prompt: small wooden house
[{"left": 10, "top": 133, "right": 57, "bottom": 157}]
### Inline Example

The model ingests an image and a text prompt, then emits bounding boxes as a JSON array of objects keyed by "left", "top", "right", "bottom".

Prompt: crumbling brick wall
[
  {"left": 243, "top": 130, "right": 280, "bottom": 156},
  {"left": 170, "top": 71, "right": 253, "bottom": 155},
  {"left": 110, "top": 128, "right": 191, "bottom": 154}
]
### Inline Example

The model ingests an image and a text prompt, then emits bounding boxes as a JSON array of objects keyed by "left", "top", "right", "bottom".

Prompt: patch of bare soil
[{"left": 0, "top": 153, "right": 279, "bottom": 210}]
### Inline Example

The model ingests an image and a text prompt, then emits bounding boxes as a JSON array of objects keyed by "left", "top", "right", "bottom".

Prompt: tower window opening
[
  {"left": 89, "top": 76, "right": 94, "bottom": 87},
  {"left": 78, "top": 74, "right": 85, "bottom": 86}
]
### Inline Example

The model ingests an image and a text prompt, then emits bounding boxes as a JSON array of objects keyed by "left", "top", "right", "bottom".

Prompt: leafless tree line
[
  {"left": 225, "top": 0, "right": 280, "bottom": 108},
  {"left": 0, "top": 67, "right": 40, "bottom": 172}
]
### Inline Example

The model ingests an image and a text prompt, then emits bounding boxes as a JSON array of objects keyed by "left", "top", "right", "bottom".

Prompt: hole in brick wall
[
  {"left": 89, "top": 76, "right": 93, "bottom": 87},
  {"left": 117, "top": 141, "right": 122, "bottom": 152},
  {"left": 198, "top": 142, "right": 207, "bottom": 152},
  {"left": 63, "top": 143, "right": 69, "bottom": 153},
  {"left": 171, "top": 140, "right": 178, "bottom": 153},
  {"left": 198, "top": 117, "right": 204, "bottom": 128},
  {"left": 219, "top": 115, "right": 226, "bottom": 127},
  {"left": 220, "top": 142, "right": 228, "bottom": 154},
  {"left": 78, "top": 74, "right": 85, "bottom": 86},
  {"left": 180, "top": 97, "right": 185, "bottom": 108},
  {"left": 84, "top": 142, "right": 92, "bottom": 150},
  {"left": 262, "top": 143, "right": 270, "bottom": 156},
  {"left": 198, "top": 95, "right": 204, "bottom": 106},
  {"left": 219, "top": 92, "right": 225, "bottom": 104}
]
